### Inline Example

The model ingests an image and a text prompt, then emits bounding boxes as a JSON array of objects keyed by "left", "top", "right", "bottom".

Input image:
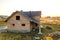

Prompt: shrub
[{"left": 46, "top": 26, "right": 52, "bottom": 30}]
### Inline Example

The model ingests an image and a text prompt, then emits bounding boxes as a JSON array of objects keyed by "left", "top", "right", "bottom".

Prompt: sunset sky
[{"left": 0, "top": 0, "right": 60, "bottom": 16}]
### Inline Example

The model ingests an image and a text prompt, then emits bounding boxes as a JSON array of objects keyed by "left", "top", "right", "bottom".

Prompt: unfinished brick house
[{"left": 5, "top": 10, "right": 41, "bottom": 33}]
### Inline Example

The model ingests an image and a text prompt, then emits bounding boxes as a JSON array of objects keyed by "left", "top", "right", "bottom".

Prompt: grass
[
  {"left": 0, "top": 32, "right": 21, "bottom": 40},
  {"left": 42, "top": 23, "right": 60, "bottom": 31},
  {"left": 0, "top": 32, "right": 34, "bottom": 40},
  {"left": 41, "top": 23, "right": 60, "bottom": 40},
  {"left": 0, "top": 21, "right": 6, "bottom": 26}
]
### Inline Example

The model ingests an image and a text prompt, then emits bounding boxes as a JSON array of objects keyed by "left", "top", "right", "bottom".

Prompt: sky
[{"left": 0, "top": 0, "right": 60, "bottom": 17}]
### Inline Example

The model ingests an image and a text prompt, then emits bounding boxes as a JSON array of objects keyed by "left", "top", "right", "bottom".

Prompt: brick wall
[{"left": 7, "top": 12, "right": 31, "bottom": 31}]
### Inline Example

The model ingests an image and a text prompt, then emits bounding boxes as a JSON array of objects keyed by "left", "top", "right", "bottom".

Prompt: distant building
[
  {"left": 5, "top": 10, "right": 41, "bottom": 33},
  {"left": 0, "top": 15, "right": 8, "bottom": 19}
]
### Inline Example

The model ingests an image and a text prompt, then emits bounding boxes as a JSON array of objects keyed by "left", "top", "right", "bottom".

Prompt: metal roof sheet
[{"left": 22, "top": 11, "right": 40, "bottom": 24}]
